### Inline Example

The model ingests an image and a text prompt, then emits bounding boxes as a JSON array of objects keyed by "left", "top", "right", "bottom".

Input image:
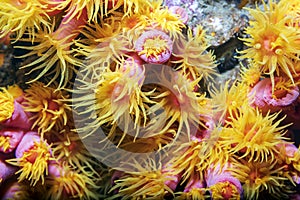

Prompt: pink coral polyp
[{"left": 135, "top": 30, "right": 173, "bottom": 64}]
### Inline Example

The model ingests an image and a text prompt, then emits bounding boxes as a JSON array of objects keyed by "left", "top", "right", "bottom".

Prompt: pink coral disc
[
  {"left": 0, "top": 128, "right": 24, "bottom": 153},
  {"left": 120, "top": 55, "right": 145, "bottom": 85},
  {"left": 135, "top": 30, "right": 173, "bottom": 64},
  {"left": 263, "top": 77, "right": 299, "bottom": 107},
  {"left": 169, "top": 6, "right": 189, "bottom": 24}
]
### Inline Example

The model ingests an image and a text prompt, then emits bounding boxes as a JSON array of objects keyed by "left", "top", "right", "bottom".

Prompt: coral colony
[{"left": 1, "top": 0, "right": 300, "bottom": 199}]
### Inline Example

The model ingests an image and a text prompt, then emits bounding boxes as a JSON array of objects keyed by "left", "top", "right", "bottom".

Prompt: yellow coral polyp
[
  {"left": 220, "top": 107, "right": 289, "bottom": 162},
  {"left": 0, "top": 136, "right": 11, "bottom": 152},
  {"left": 73, "top": 64, "right": 149, "bottom": 145},
  {"left": 0, "top": 0, "right": 50, "bottom": 41},
  {"left": 76, "top": 30, "right": 134, "bottom": 77},
  {"left": 46, "top": 165, "right": 99, "bottom": 200},
  {"left": 210, "top": 82, "right": 250, "bottom": 122},
  {"left": 172, "top": 26, "right": 217, "bottom": 81},
  {"left": 94, "top": 69, "right": 147, "bottom": 139},
  {"left": 109, "top": 159, "right": 173, "bottom": 199},
  {"left": 240, "top": 63, "right": 261, "bottom": 87},
  {"left": 52, "top": 129, "right": 99, "bottom": 175},
  {"left": 16, "top": 23, "right": 80, "bottom": 89},
  {"left": 239, "top": 0, "right": 300, "bottom": 91},
  {"left": 0, "top": 88, "right": 14, "bottom": 122},
  {"left": 7, "top": 140, "right": 53, "bottom": 186},
  {"left": 147, "top": 5, "right": 185, "bottom": 39},
  {"left": 147, "top": 69, "right": 207, "bottom": 141},
  {"left": 139, "top": 36, "right": 169, "bottom": 60},
  {"left": 209, "top": 181, "right": 241, "bottom": 200},
  {"left": 231, "top": 158, "right": 289, "bottom": 200},
  {"left": 167, "top": 140, "right": 209, "bottom": 183},
  {"left": 22, "top": 82, "right": 70, "bottom": 136}
]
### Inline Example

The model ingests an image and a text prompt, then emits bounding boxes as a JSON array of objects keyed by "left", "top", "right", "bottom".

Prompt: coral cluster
[{"left": 0, "top": 0, "right": 300, "bottom": 199}]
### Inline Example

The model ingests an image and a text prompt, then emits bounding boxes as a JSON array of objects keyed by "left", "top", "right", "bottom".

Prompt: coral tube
[
  {"left": 0, "top": 159, "right": 17, "bottom": 186},
  {"left": 0, "top": 86, "right": 33, "bottom": 130},
  {"left": 0, "top": 181, "right": 30, "bottom": 200},
  {"left": 2, "top": 99, "right": 34, "bottom": 131},
  {"left": 179, "top": 173, "right": 206, "bottom": 199},
  {"left": 0, "top": 129, "right": 24, "bottom": 153},
  {"left": 249, "top": 77, "right": 299, "bottom": 114}
]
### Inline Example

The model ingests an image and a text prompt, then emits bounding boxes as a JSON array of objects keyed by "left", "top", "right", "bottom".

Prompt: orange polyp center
[
  {"left": 170, "top": 93, "right": 181, "bottom": 108},
  {"left": 112, "top": 84, "right": 123, "bottom": 97},
  {"left": 67, "top": 141, "right": 77, "bottom": 153},
  {"left": 244, "top": 123, "right": 258, "bottom": 141},
  {"left": 261, "top": 34, "right": 278, "bottom": 54},
  {"left": 222, "top": 185, "right": 233, "bottom": 199},
  {"left": 26, "top": 151, "right": 39, "bottom": 164},
  {"left": 249, "top": 170, "right": 258, "bottom": 184},
  {"left": 48, "top": 100, "right": 59, "bottom": 111},
  {"left": 273, "top": 88, "right": 288, "bottom": 99},
  {"left": 125, "top": 15, "right": 140, "bottom": 29},
  {"left": 111, "top": 83, "right": 130, "bottom": 105},
  {"left": 263, "top": 39, "right": 272, "bottom": 52}
]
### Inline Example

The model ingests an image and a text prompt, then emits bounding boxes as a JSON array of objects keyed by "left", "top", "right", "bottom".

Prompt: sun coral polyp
[
  {"left": 22, "top": 82, "right": 70, "bottom": 136},
  {"left": 239, "top": 0, "right": 300, "bottom": 90},
  {"left": 17, "top": 7, "right": 88, "bottom": 89},
  {"left": 220, "top": 107, "right": 290, "bottom": 163},
  {"left": 146, "top": 67, "right": 208, "bottom": 141},
  {"left": 135, "top": 30, "right": 173, "bottom": 64},
  {"left": 76, "top": 28, "right": 134, "bottom": 77},
  {"left": 46, "top": 163, "right": 99, "bottom": 200},
  {"left": 109, "top": 159, "right": 174, "bottom": 199},
  {"left": 0, "top": 0, "right": 51, "bottom": 41},
  {"left": 172, "top": 25, "right": 217, "bottom": 81},
  {"left": 210, "top": 81, "right": 250, "bottom": 124},
  {"left": 73, "top": 61, "right": 150, "bottom": 145},
  {"left": 231, "top": 158, "right": 290, "bottom": 199},
  {"left": 6, "top": 131, "right": 54, "bottom": 186}
]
